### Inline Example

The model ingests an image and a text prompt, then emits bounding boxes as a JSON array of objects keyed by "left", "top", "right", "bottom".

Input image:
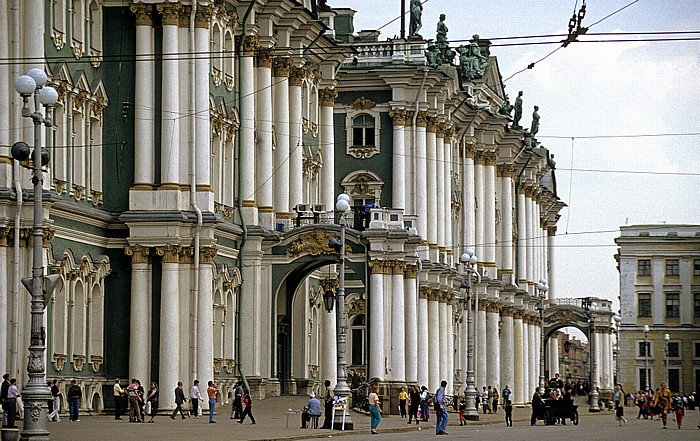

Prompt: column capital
[
  {"left": 428, "top": 288, "right": 441, "bottom": 302},
  {"left": 125, "top": 245, "right": 151, "bottom": 264},
  {"left": 416, "top": 111, "right": 429, "bottom": 127},
  {"left": 484, "top": 150, "right": 498, "bottom": 166},
  {"left": 178, "top": 5, "right": 191, "bottom": 27},
  {"left": 436, "top": 122, "right": 446, "bottom": 138},
  {"left": 497, "top": 163, "right": 515, "bottom": 178},
  {"left": 465, "top": 143, "right": 476, "bottom": 159},
  {"left": 130, "top": 2, "right": 154, "bottom": 26},
  {"left": 256, "top": 47, "right": 274, "bottom": 68},
  {"left": 156, "top": 244, "right": 182, "bottom": 263},
  {"left": 444, "top": 123, "right": 455, "bottom": 139},
  {"left": 391, "top": 261, "right": 407, "bottom": 275},
  {"left": 474, "top": 149, "right": 486, "bottom": 165},
  {"left": 389, "top": 108, "right": 408, "bottom": 126},
  {"left": 500, "top": 306, "right": 514, "bottom": 317},
  {"left": 194, "top": 3, "right": 214, "bottom": 28},
  {"left": 369, "top": 260, "right": 388, "bottom": 275},
  {"left": 419, "top": 285, "right": 430, "bottom": 299},
  {"left": 200, "top": 246, "right": 218, "bottom": 264},
  {"left": 426, "top": 117, "right": 439, "bottom": 133},
  {"left": 289, "top": 66, "right": 306, "bottom": 86},
  {"left": 156, "top": 1, "right": 182, "bottom": 26},
  {"left": 238, "top": 35, "right": 259, "bottom": 56},
  {"left": 319, "top": 88, "right": 338, "bottom": 107},
  {"left": 547, "top": 226, "right": 557, "bottom": 236},
  {"left": 0, "top": 227, "right": 11, "bottom": 247},
  {"left": 180, "top": 246, "right": 194, "bottom": 264},
  {"left": 273, "top": 56, "right": 293, "bottom": 77},
  {"left": 404, "top": 264, "right": 418, "bottom": 279}
]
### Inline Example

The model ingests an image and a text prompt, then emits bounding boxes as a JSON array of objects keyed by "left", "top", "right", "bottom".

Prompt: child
[
  {"left": 458, "top": 396, "right": 467, "bottom": 426},
  {"left": 505, "top": 399, "right": 513, "bottom": 427},
  {"left": 238, "top": 389, "right": 256, "bottom": 425}
]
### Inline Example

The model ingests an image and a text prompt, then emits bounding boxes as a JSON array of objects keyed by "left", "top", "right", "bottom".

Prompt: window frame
[
  {"left": 345, "top": 109, "right": 381, "bottom": 159},
  {"left": 665, "top": 258, "right": 679, "bottom": 276},
  {"left": 637, "top": 292, "right": 651, "bottom": 317},
  {"left": 694, "top": 259, "right": 700, "bottom": 276},
  {"left": 666, "top": 341, "right": 680, "bottom": 358},
  {"left": 665, "top": 292, "right": 680, "bottom": 318},
  {"left": 637, "top": 259, "right": 651, "bottom": 276}
]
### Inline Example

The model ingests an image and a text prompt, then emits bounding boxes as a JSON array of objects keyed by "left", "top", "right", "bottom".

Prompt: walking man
[
  {"left": 189, "top": 380, "right": 203, "bottom": 418},
  {"left": 113, "top": 378, "right": 124, "bottom": 420},
  {"left": 47, "top": 379, "right": 62, "bottom": 422},
  {"left": 1, "top": 373, "right": 10, "bottom": 427},
  {"left": 435, "top": 380, "right": 448, "bottom": 435},
  {"left": 230, "top": 380, "right": 243, "bottom": 419},
  {"left": 654, "top": 382, "right": 672, "bottom": 429},
  {"left": 170, "top": 382, "right": 188, "bottom": 420}
]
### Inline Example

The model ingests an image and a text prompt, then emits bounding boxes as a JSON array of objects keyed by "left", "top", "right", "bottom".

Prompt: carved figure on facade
[
  {"left": 286, "top": 229, "right": 349, "bottom": 257},
  {"left": 458, "top": 41, "right": 487, "bottom": 80},
  {"left": 409, "top": 0, "right": 423, "bottom": 38},
  {"left": 512, "top": 91, "right": 523, "bottom": 129},
  {"left": 498, "top": 94, "right": 513, "bottom": 117},
  {"left": 350, "top": 96, "right": 376, "bottom": 110},
  {"left": 530, "top": 105, "right": 540, "bottom": 136}
]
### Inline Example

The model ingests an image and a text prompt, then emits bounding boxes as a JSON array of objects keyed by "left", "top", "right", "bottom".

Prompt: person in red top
[{"left": 206, "top": 381, "right": 219, "bottom": 423}]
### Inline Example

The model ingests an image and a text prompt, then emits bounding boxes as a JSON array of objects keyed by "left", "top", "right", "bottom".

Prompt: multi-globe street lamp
[
  {"left": 663, "top": 333, "right": 670, "bottom": 387},
  {"left": 587, "top": 300, "right": 600, "bottom": 412},
  {"left": 327, "top": 193, "right": 353, "bottom": 429},
  {"left": 11, "top": 68, "right": 61, "bottom": 440},
  {"left": 460, "top": 249, "right": 480, "bottom": 420},
  {"left": 643, "top": 324, "right": 650, "bottom": 391},
  {"left": 536, "top": 278, "right": 548, "bottom": 394}
]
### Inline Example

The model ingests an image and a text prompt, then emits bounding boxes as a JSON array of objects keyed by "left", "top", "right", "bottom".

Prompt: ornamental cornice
[
  {"left": 157, "top": 1, "right": 181, "bottom": 26},
  {"left": 156, "top": 244, "right": 182, "bottom": 263},
  {"left": 286, "top": 229, "right": 347, "bottom": 257},
  {"left": 319, "top": 88, "right": 338, "bottom": 107},
  {"left": 131, "top": 2, "right": 154, "bottom": 26},
  {"left": 350, "top": 96, "right": 376, "bottom": 110},
  {"left": 256, "top": 47, "right": 274, "bottom": 68},
  {"left": 273, "top": 56, "right": 293, "bottom": 77},
  {"left": 124, "top": 245, "right": 151, "bottom": 264}
]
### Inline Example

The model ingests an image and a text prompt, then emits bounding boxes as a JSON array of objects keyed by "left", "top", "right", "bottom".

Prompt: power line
[{"left": 540, "top": 132, "right": 700, "bottom": 139}]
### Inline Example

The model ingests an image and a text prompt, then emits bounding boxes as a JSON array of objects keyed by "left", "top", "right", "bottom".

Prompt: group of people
[
  {"left": 634, "top": 382, "right": 688, "bottom": 429},
  {"left": 368, "top": 380, "right": 450, "bottom": 435}
]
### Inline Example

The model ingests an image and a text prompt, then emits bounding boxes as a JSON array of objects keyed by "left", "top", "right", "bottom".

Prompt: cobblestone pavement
[{"left": 15, "top": 397, "right": 700, "bottom": 441}]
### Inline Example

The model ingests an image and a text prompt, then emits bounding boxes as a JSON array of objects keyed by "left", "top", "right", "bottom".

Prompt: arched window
[
  {"left": 88, "top": 283, "right": 103, "bottom": 357},
  {"left": 349, "top": 314, "right": 365, "bottom": 366},
  {"left": 88, "top": 0, "right": 102, "bottom": 54},
  {"left": 211, "top": 23, "right": 222, "bottom": 85},
  {"left": 224, "top": 291, "right": 235, "bottom": 360},
  {"left": 211, "top": 131, "right": 222, "bottom": 204},
  {"left": 213, "top": 291, "right": 224, "bottom": 359},
  {"left": 352, "top": 114, "right": 375, "bottom": 147},
  {"left": 223, "top": 30, "right": 234, "bottom": 90},
  {"left": 72, "top": 280, "right": 86, "bottom": 356},
  {"left": 71, "top": 0, "right": 85, "bottom": 54},
  {"left": 52, "top": 0, "right": 66, "bottom": 49},
  {"left": 52, "top": 278, "right": 68, "bottom": 356}
]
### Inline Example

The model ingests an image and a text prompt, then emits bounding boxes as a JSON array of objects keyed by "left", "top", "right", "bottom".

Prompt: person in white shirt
[{"left": 189, "top": 380, "right": 203, "bottom": 418}]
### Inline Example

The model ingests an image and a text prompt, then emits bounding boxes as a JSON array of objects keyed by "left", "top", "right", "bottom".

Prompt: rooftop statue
[
  {"left": 425, "top": 42, "right": 443, "bottom": 68},
  {"left": 512, "top": 91, "right": 523, "bottom": 129},
  {"left": 530, "top": 105, "right": 540, "bottom": 136},
  {"left": 436, "top": 14, "right": 449, "bottom": 60},
  {"left": 458, "top": 41, "right": 487, "bottom": 79},
  {"left": 409, "top": 0, "right": 423, "bottom": 38},
  {"left": 498, "top": 95, "right": 514, "bottom": 117}
]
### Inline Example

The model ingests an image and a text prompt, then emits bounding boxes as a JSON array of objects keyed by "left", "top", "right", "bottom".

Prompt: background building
[{"left": 616, "top": 225, "right": 700, "bottom": 394}]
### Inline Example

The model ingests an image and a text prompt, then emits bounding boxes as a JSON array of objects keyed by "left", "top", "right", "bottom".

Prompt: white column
[
  {"left": 483, "top": 153, "right": 497, "bottom": 273},
  {"left": 197, "top": 252, "right": 215, "bottom": 390},
  {"left": 383, "top": 273, "right": 392, "bottom": 378},
  {"left": 195, "top": 19, "right": 211, "bottom": 205},
  {"left": 447, "top": 300, "right": 455, "bottom": 392},
  {"left": 159, "top": 5, "right": 180, "bottom": 187},
  {"left": 435, "top": 130, "right": 445, "bottom": 251},
  {"left": 404, "top": 121, "right": 414, "bottom": 216},
  {"left": 525, "top": 191, "right": 534, "bottom": 293},
  {"left": 500, "top": 311, "right": 514, "bottom": 395},
  {"left": 0, "top": 0, "right": 9, "bottom": 189},
  {"left": 390, "top": 110, "right": 406, "bottom": 210},
  {"left": 0, "top": 247, "right": 8, "bottom": 374},
  {"left": 415, "top": 118, "right": 427, "bottom": 239},
  {"left": 428, "top": 294, "right": 440, "bottom": 390},
  {"left": 476, "top": 306, "right": 487, "bottom": 389},
  {"left": 474, "top": 153, "right": 485, "bottom": 260},
  {"left": 391, "top": 263, "right": 406, "bottom": 382},
  {"left": 532, "top": 321, "right": 540, "bottom": 393},
  {"left": 500, "top": 167, "right": 514, "bottom": 280},
  {"left": 288, "top": 68, "right": 303, "bottom": 209},
  {"left": 547, "top": 227, "right": 556, "bottom": 303},
  {"left": 404, "top": 267, "right": 418, "bottom": 383},
  {"left": 592, "top": 331, "right": 601, "bottom": 391},
  {"left": 549, "top": 335, "right": 559, "bottom": 378},
  {"left": 513, "top": 315, "right": 524, "bottom": 404},
  {"left": 128, "top": 252, "right": 151, "bottom": 387},
  {"left": 319, "top": 88, "right": 336, "bottom": 211},
  {"left": 426, "top": 122, "right": 438, "bottom": 250},
  {"left": 321, "top": 308, "right": 337, "bottom": 387},
  {"left": 444, "top": 135, "right": 453, "bottom": 260},
  {"left": 256, "top": 50, "right": 274, "bottom": 228},
  {"left": 159, "top": 249, "right": 180, "bottom": 409},
  {"left": 438, "top": 295, "right": 448, "bottom": 386},
  {"left": 603, "top": 331, "right": 611, "bottom": 389},
  {"left": 369, "top": 263, "right": 385, "bottom": 380},
  {"left": 132, "top": 5, "right": 154, "bottom": 186},
  {"left": 517, "top": 190, "right": 527, "bottom": 290},
  {"left": 239, "top": 239, "right": 262, "bottom": 376},
  {"left": 417, "top": 288, "right": 429, "bottom": 387},
  {"left": 272, "top": 57, "right": 291, "bottom": 219},
  {"left": 178, "top": 23, "right": 190, "bottom": 187},
  {"left": 486, "top": 307, "right": 500, "bottom": 388},
  {"left": 239, "top": 39, "right": 257, "bottom": 225},
  {"left": 463, "top": 146, "right": 476, "bottom": 252}
]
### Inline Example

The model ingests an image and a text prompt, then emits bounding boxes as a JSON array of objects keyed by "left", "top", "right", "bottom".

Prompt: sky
[{"left": 336, "top": 0, "right": 700, "bottom": 312}]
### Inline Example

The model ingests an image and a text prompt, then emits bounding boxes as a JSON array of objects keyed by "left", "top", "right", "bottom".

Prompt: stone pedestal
[
  {"left": 246, "top": 377, "right": 268, "bottom": 401},
  {"left": 295, "top": 379, "right": 315, "bottom": 396},
  {"left": 266, "top": 378, "right": 280, "bottom": 397},
  {"left": 284, "top": 379, "right": 298, "bottom": 396}
]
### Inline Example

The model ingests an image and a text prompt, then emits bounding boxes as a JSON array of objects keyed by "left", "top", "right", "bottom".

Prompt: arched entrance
[{"left": 270, "top": 226, "right": 367, "bottom": 395}]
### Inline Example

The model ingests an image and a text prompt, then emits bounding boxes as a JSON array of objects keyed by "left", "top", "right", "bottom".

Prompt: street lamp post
[
  {"left": 460, "top": 249, "right": 480, "bottom": 420},
  {"left": 11, "top": 69, "right": 60, "bottom": 440},
  {"left": 663, "top": 333, "right": 669, "bottom": 387},
  {"left": 328, "top": 194, "right": 352, "bottom": 430},
  {"left": 643, "top": 324, "right": 649, "bottom": 391},
  {"left": 613, "top": 313, "right": 621, "bottom": 386},
  {"left": 536, "top": 279, "right": 548, "bottom": 394}
]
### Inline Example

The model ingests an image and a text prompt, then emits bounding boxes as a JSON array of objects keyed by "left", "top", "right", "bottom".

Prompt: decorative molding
[
  {"left": 350, "top": 96, "right": 376, "bottom": 110},
  {"left": 213, "top": 358, "right": 223, "bottom": 374},
  {"left": 241, "top": 35, "right": 259, "bottom": 56},
  {"left": 72, "top": 355, "right": 85, "bottom": 372},
  {"left": 194, "top": 3, "right": 214, "bottom": 28},
  {"left": 416, "top": 111, "right": 429, "bottom": 127},
  {"left": 131, "top": 2, "right": 154, "bottom": 26},
  {"left": 52, "top": 354, "right": 67, "bottom": 372},
  {"left": 72, "top": 184, "right": 85, "bottom": 201},
  {"left": 289, "top": 66, "right": 305, "bottom": 86},
  {"left": 348, "top": 298, "right": 366, "bottom": 316},
  {"left": 90, "top": 190, "right": 103, "bottom": 206},
  {"left": 51, "top": 29, "right": 65, "bottom": 50},
  {"left": 497, "top": 163, "right": 515, "bottom": 178},
  {"left": 286, "top": 229, "right": 347, "bottom": 258},
  {"left": 404, "top": 264, "right": 418, "bottom": 279},
  {"left": 124, "top": 245, "right": 151, "bottom": 264},
  {"left": 319, "top": 88, "right": 337, "bottom": 107},
  {"left": 90, "top": 355, "right": 103, "bottom": 373}
]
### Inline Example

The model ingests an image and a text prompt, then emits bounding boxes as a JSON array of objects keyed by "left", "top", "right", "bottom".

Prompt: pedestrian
[
  {"left": 458, "top": 395, "right": 467, "bottom": 426},
  {"left": 67, "top": 379, "right": 82, "bottom": 422},
  {"left": 47, "top": 379, "right": 62, "bottom": 422},
  {"left": 481, "top": 386, "right": 490, "bottom": 414},
  {"left": 6, "top": 378, "right": 19, "bottom": 427},
  {"left": 46, "top": 381, "right": 53, "bottom": 419},
  {"left": 654, "top": 382, "right": 672, "bottom": 429},
  {"left": 398, "top": 386, "right": 407, "bottom": 418},
  {"left": 671, "top": 395, "right": 684, "bottom": 429},
  {"left": 126, "top": 378, "right": 140, "bottom": 422},
  {"left": 531, "top": 387, "right": 544, "bottom": 425},
  {"left": 136, "top": 380, "right": 146, "bottom": 422},
  {"left": 321, "top": 379, "right": 333, "bottom": 429},
  {"left": 113, "top": 378, "right": 124, "bottom": 420},
  {"left": 407, "top": 385, "right": 420, "bottom": 425},
  {"left": 189, "top": 380, "right": 203, "bottom": 418},
  {"left": 419, "top": 385, "right": 430, "bottom": 421},
  {"left": 614, "top": 384, "right": 627, "bottom": 426},
  {"left": 492, "top": 386, "right": 500, "bottom": 414},
  {"left": 1, "top": 373, "right": 11, "bottom": 427},
  {"left": 207, "top": 381, "right": 219, "bottom": 423},
  {"left": 147, "top": 382, "right": 158, "bottom": 423},
  {"left": 238, "top": 389, "right": 256, "bottom": 425},
  {"left": 230, "top": 380, "right": 243, "bottom": 419},
  {"left": 435, "top": 380, "right": 449, "bottom": 435},
  {"left": 300, "top": 392, "right": 321, "bottom": 429},
  {"left": 505, "top": 399, "right": 513, "bottom": 427},
  {"left": 170, "top": 382, "right": 188, "bottom": 420},
  {"left": 368, "top": 385, "right": 382, "bottom": 435},
  {"left": 502, "top": 385, "right": 512, "bottom": 408}
]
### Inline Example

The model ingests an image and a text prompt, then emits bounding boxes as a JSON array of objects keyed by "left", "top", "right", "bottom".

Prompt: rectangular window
[
  {"left": 695, "top": 342, "right": 700, "bottom": 358},
  {"left": 666, "top": 293, "right": 680, "bottom": 317},
  {"left": 668, "top": 368, "right": 680, "bottom": 392},
  {"left": 639, "top": 368, "right": 651, "bottom": 391},
  {"left": 638, "top": 293, "right": 651, "bottom": 317},
  {"left": 695, "top": 293, "right": 700, "bottom": 317},
  {"left": 694, "top": 259, "right": 700, "bottom": 276},
  {"left": 666, "top": 259, "right": 679, "bottom": 276},
  {"left": 351, "top": 328, "right": 364, "bottom": 366},
  {"left": 637, "top": 259, "right": 651, "bottom": 276},
  {"left": 638, "top": 341, "right": 650, "bottom": 357},
  {"left": 667, "top": 341, "right": 679, "bottom": 358}
]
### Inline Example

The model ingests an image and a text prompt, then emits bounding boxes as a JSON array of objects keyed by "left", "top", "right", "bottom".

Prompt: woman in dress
[
  {"left": 614, "top": 384, "right": 627, "bottom": 426},
  {"left": 368, "top": 386, "right": 382, "bottom": 435}
]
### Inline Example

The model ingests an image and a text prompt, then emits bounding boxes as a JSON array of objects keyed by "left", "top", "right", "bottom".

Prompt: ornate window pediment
[{"left": 345, "top": 100, "right": 381, "bottom": 159}]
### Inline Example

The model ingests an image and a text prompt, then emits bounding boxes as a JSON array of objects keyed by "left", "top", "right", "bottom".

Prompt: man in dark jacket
[
  {"left": 320, "top": 380, "right": 333, "bottom": 429},
  {"left": 1, "top": 374, "right": 10, "bottom": 427},
  {"left": 67, "top": 380, "right": 82, "bottom": 421},
  {"left": 170, "top": 382, "right": 188, "bottom": 420}
]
